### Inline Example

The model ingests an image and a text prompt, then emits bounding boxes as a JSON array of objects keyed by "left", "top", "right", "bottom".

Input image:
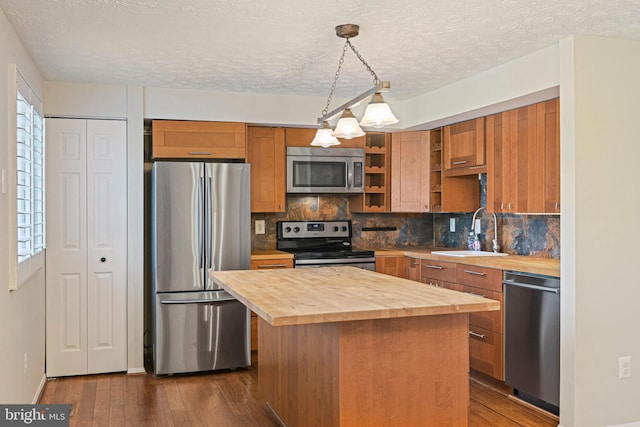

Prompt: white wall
[
  {"left": 0, "top": 10, "right": 46, "bottom": 403},
  {"left": 560, "top": 35, "right": 640, "bottom": 427}
]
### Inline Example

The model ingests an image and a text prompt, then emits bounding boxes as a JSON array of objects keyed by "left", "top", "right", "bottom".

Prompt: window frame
[{"left": 8, "top": 64, "right": 45, "bottom": 291}]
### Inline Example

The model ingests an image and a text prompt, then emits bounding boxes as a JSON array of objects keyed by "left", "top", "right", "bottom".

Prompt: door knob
[{"left": 100, "top": 257, "right": 106, "bottom": 263}]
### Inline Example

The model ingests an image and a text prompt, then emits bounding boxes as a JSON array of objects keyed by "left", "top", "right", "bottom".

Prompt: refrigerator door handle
[
  {"left": 160, "top": 298, "right": 237, "bottom": 305},
  {"left": 198, "top": 176, "right": 204, "bottom": 269},
  {"left": 206, "top": 176, "right": 213, "bottom": 269}
]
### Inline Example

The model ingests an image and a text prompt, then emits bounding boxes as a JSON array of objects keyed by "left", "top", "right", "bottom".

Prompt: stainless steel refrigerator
[{"left": 151, "top": 161, "right": 251, "bottom": 375}]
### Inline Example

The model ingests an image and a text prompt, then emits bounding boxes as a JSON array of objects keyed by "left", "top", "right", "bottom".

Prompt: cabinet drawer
[
  {"left": 468, "top": 325, "right": 504, "bottom": 380},
  {"left": 421, "top": 260, "right": 457, "bottom": 282},
  {"left": 463, "top": 285, "right": 503, "bottom": 334},
  {"left": 250, "top": 259, "right": 293, "bottom": 270},
  {"left": 456, "top": 264, "right": 502, "bottom": 292}
]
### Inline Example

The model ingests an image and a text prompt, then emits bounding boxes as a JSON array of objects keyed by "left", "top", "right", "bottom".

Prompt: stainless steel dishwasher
[{"left": 503, "top": 271, "right": 560, "bottom": 415}]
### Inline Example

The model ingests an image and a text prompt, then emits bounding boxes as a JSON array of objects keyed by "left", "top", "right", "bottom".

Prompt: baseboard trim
[
  {"left": 127, "top": 367, "right": 146, "bottom": 374},
  {"left": 32, "top": 374, "right": 47, "bottom": 404},
  {"left": 507, "top": 393, "right": 559, "bottom": 422}
]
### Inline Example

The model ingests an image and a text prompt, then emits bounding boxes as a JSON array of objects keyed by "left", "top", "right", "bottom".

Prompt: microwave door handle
[{"left": 346, "top": 160, "right": 353, "bottom": 190}]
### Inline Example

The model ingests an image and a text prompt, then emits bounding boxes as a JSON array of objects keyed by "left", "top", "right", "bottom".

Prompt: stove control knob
[
  {"left": 333, "top": 226, "right": 339, "bottom": 232},
  {"left": 341, "top": 226, "right": 348, "bottom": 232},
  {"left": 293, "top": 227, "right": 300, "bottom": 233},
  {"left": 284, "top": 227, "right": 291, "bottom": 233}
]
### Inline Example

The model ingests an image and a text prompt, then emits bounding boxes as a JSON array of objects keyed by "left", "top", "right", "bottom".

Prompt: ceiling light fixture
[{"left": 312, "top": 24, "right": 398, "bottom": 145}]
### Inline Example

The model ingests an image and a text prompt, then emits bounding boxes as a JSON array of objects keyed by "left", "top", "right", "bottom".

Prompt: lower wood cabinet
[
  {"left": 403, "top": 256, "right": 505, "bottom": 381},
  {"left": 249, "top": 257, "right": 294, "bottom": 351},
  {"left": 375, "top": 255, "right": 405, "bottom": 278},
  {"left": 420, "top": 259, "right": 456, "bottom": 287},
  {"left": 455, "top": 264, "right": 504, "bottom": 380}
]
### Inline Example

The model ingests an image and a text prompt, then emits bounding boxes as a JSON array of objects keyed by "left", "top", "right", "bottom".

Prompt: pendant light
[
  {"left": 310, "top": 121, "right": 341, "bottom": 147},
  {"left": 359, "top": 92, "right": 399, "bottom": 128},
  {"left": 333, "top": 109, "right": 365, "bottom": 139},
  {"left": 311, "top": 24, "right": 398, "bottom": 146}
]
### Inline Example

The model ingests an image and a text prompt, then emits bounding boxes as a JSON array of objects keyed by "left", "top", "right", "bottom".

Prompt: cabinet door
[
  {"left": 537, "top": 98, "right": 560, "bottom": 213},
  {"left": 46, "top": 119, "right": 127, "bottom": 377},
  {"left": 404, "top": 256, "right": 421, "bottom": 281},
  {"left": 443, "top": 117, "right": 485, "bottom": 174},
  {"left": 247, "top": 127, "right": 286, "bottom": 212},
  {"left": 391, "top": 131, "right": 430, "bottom": 212},
  {"left": 152, "top": 120, "right": 247, "bottom": 159},
  {"left": 487, "top": 105, "right": 536, "bottom": 213},
  {"left": 375, "top": 255, "right": 405, "bottom": 278},
  {"left": 486, "top": 111, "right": 511, "bottom": 213}
]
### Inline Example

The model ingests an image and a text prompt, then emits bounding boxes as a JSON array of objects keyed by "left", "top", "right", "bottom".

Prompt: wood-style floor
[{"left": 39, "top": 356, "right": 558, "bottom": 427}]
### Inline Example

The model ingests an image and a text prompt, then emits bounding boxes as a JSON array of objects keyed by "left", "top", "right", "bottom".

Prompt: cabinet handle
[
  {"left": 555, "top": 202, "right": 559, "bottom": 210},
  {"left": 258, "top": 264, "right": 289, "bottom": 269},
  {"left": 469, "top": 331, "right": 485, "bottom": 340},
  {"left": 452, "top": 160, "right": 468, "bottom": 165},
  {"left": 425, "top": 264, "right": 444, "bottom": 270},
  {"left": 500, "top": 202, "right": 504, "bottom": 209},
  {"left": 412, "top": 261, "right": 419, "bottom": 266},
  {"left": 188, "top": 151, "right": 213, "bottom": 155},
  {"left": 463, "top": 269, "right": 486, "bottom": 276},
  {"left": 465, "top": 291, "right": 485, "bottom": 298},
  {"left": 100, "top": 257, "right": 107, "bottom": 263}
]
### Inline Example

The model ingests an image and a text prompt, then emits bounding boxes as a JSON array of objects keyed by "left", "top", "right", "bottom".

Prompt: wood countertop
[
  {"left": 250, "top": 250, "right": 294, "bottom": 260},
  {"left": 211, "top": 266, "right": 499, "bottom": 326},
  {"left": 375, "top": 247, "right": 560, "bottom": 277}
]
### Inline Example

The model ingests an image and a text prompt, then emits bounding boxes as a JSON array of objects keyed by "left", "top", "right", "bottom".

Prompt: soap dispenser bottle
[
  {"left": 467, "top": 232, "right": 476, "bottom": 250},
  {"left": 472, "top": 234, "right": 481, "bottom": 251}
]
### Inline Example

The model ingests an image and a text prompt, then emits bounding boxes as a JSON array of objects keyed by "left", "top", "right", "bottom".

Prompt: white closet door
[
  {"left": 86, "top": 120, "right": 127, "bottom": 374},
  {"left": 46, "top": 119, "right": 127, "bottom": 377}
]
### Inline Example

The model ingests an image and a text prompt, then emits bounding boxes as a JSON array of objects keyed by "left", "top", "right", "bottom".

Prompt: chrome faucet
[{"left": 471, "top": 207, "right": 499, "bottom": 253}]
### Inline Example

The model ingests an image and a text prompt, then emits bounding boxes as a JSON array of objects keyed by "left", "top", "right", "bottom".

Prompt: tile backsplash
[
  {"left": 252, "top": 181, "right": 560, "bottom": 259},
  {"left": 251, "top": 196, "right": 433, "bottom": 250}
]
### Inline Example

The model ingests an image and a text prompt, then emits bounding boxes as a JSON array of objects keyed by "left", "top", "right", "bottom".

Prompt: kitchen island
[{"left": 211, "top": 266, "right": 500, "bottom": 427}]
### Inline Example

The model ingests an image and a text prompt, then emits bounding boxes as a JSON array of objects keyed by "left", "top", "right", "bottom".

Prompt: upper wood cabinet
[
  {"left": 443, "top": 117, "right": 486, "bottom": 175},
  {"left": 430, "top": 128, "right": 480, "bottom": 213},
  {"left": 284, "top": 127, "right": 364, "bottom": 148},
  {"left": 391, "top": 131, "right": 431, "bottom": 212},
  {"left": 247, "top": 126, "right": 286, "bottom": 212},
  {"left": 487, "top": 98, "right": 560, "bottom": 214},
  {"left": 351, "top": 132, "right": 391, "bottom": 213},
  {"left": 537, "top": 98, "right": 560, "bottom": 213},
  {"left": 152, "top": 120, "right": 247, "bottom": 159},
  {"left": 486, "top": 105, "right": 536, "bottom": 213}
]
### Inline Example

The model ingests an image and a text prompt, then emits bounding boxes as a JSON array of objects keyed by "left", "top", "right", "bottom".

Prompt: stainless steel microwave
[{"left": 286, "top": 147, "right": 365, "bottom": 194}]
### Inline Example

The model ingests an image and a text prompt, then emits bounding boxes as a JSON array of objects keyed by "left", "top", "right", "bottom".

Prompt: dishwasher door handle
[
  {"left": 503, "top": 279, "right": 560, "bottom": 294},
  {"left": 161, "top": 298, "right": 237, "bottom": 305}
]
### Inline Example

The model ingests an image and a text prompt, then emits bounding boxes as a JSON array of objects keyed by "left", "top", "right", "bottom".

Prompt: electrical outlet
[
  {"left": 449, "top": 218, "right": 455, "bottom": 232},
  {"left": 475, "top": 219, "right": 481, "bottom": 234},
  {"left": 255, "top": 220, "right": 265, "bottom": 235},
  {"left": 23, "top": 352, "right": 27, "bottom": 375},
  {"left": 619, "top": 356, "right": 632, "bottom": 379}
]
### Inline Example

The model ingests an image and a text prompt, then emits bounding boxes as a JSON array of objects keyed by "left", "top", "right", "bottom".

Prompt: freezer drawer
[{"left": 154, "top": 291, "right": 250, "bottom": 375}]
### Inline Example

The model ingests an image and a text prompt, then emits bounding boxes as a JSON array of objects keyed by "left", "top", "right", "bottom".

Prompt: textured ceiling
[{"left": 1, "top": 0, "right": 640, "bottom": 100}]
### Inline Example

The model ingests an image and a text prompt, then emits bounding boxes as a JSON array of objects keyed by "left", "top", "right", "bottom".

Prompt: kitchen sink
[{"left": 431, "top": 250, "right": 508, "bottom": 257}]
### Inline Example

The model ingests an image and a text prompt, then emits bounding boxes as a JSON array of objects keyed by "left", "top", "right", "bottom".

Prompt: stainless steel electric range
[{"left": 276, "top": 220, "right": 376, "bottom": 271}]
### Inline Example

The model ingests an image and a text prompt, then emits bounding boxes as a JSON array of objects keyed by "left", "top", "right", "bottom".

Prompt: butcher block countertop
[
  {"left": 375, "top": 247, "right": 560, "bottom": 277},
  {"left": 210, "top": 266, "right": 499, "bottom": 327},
  {"left": 250, "top": 250, "right": 293, "bottom": 260}
]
